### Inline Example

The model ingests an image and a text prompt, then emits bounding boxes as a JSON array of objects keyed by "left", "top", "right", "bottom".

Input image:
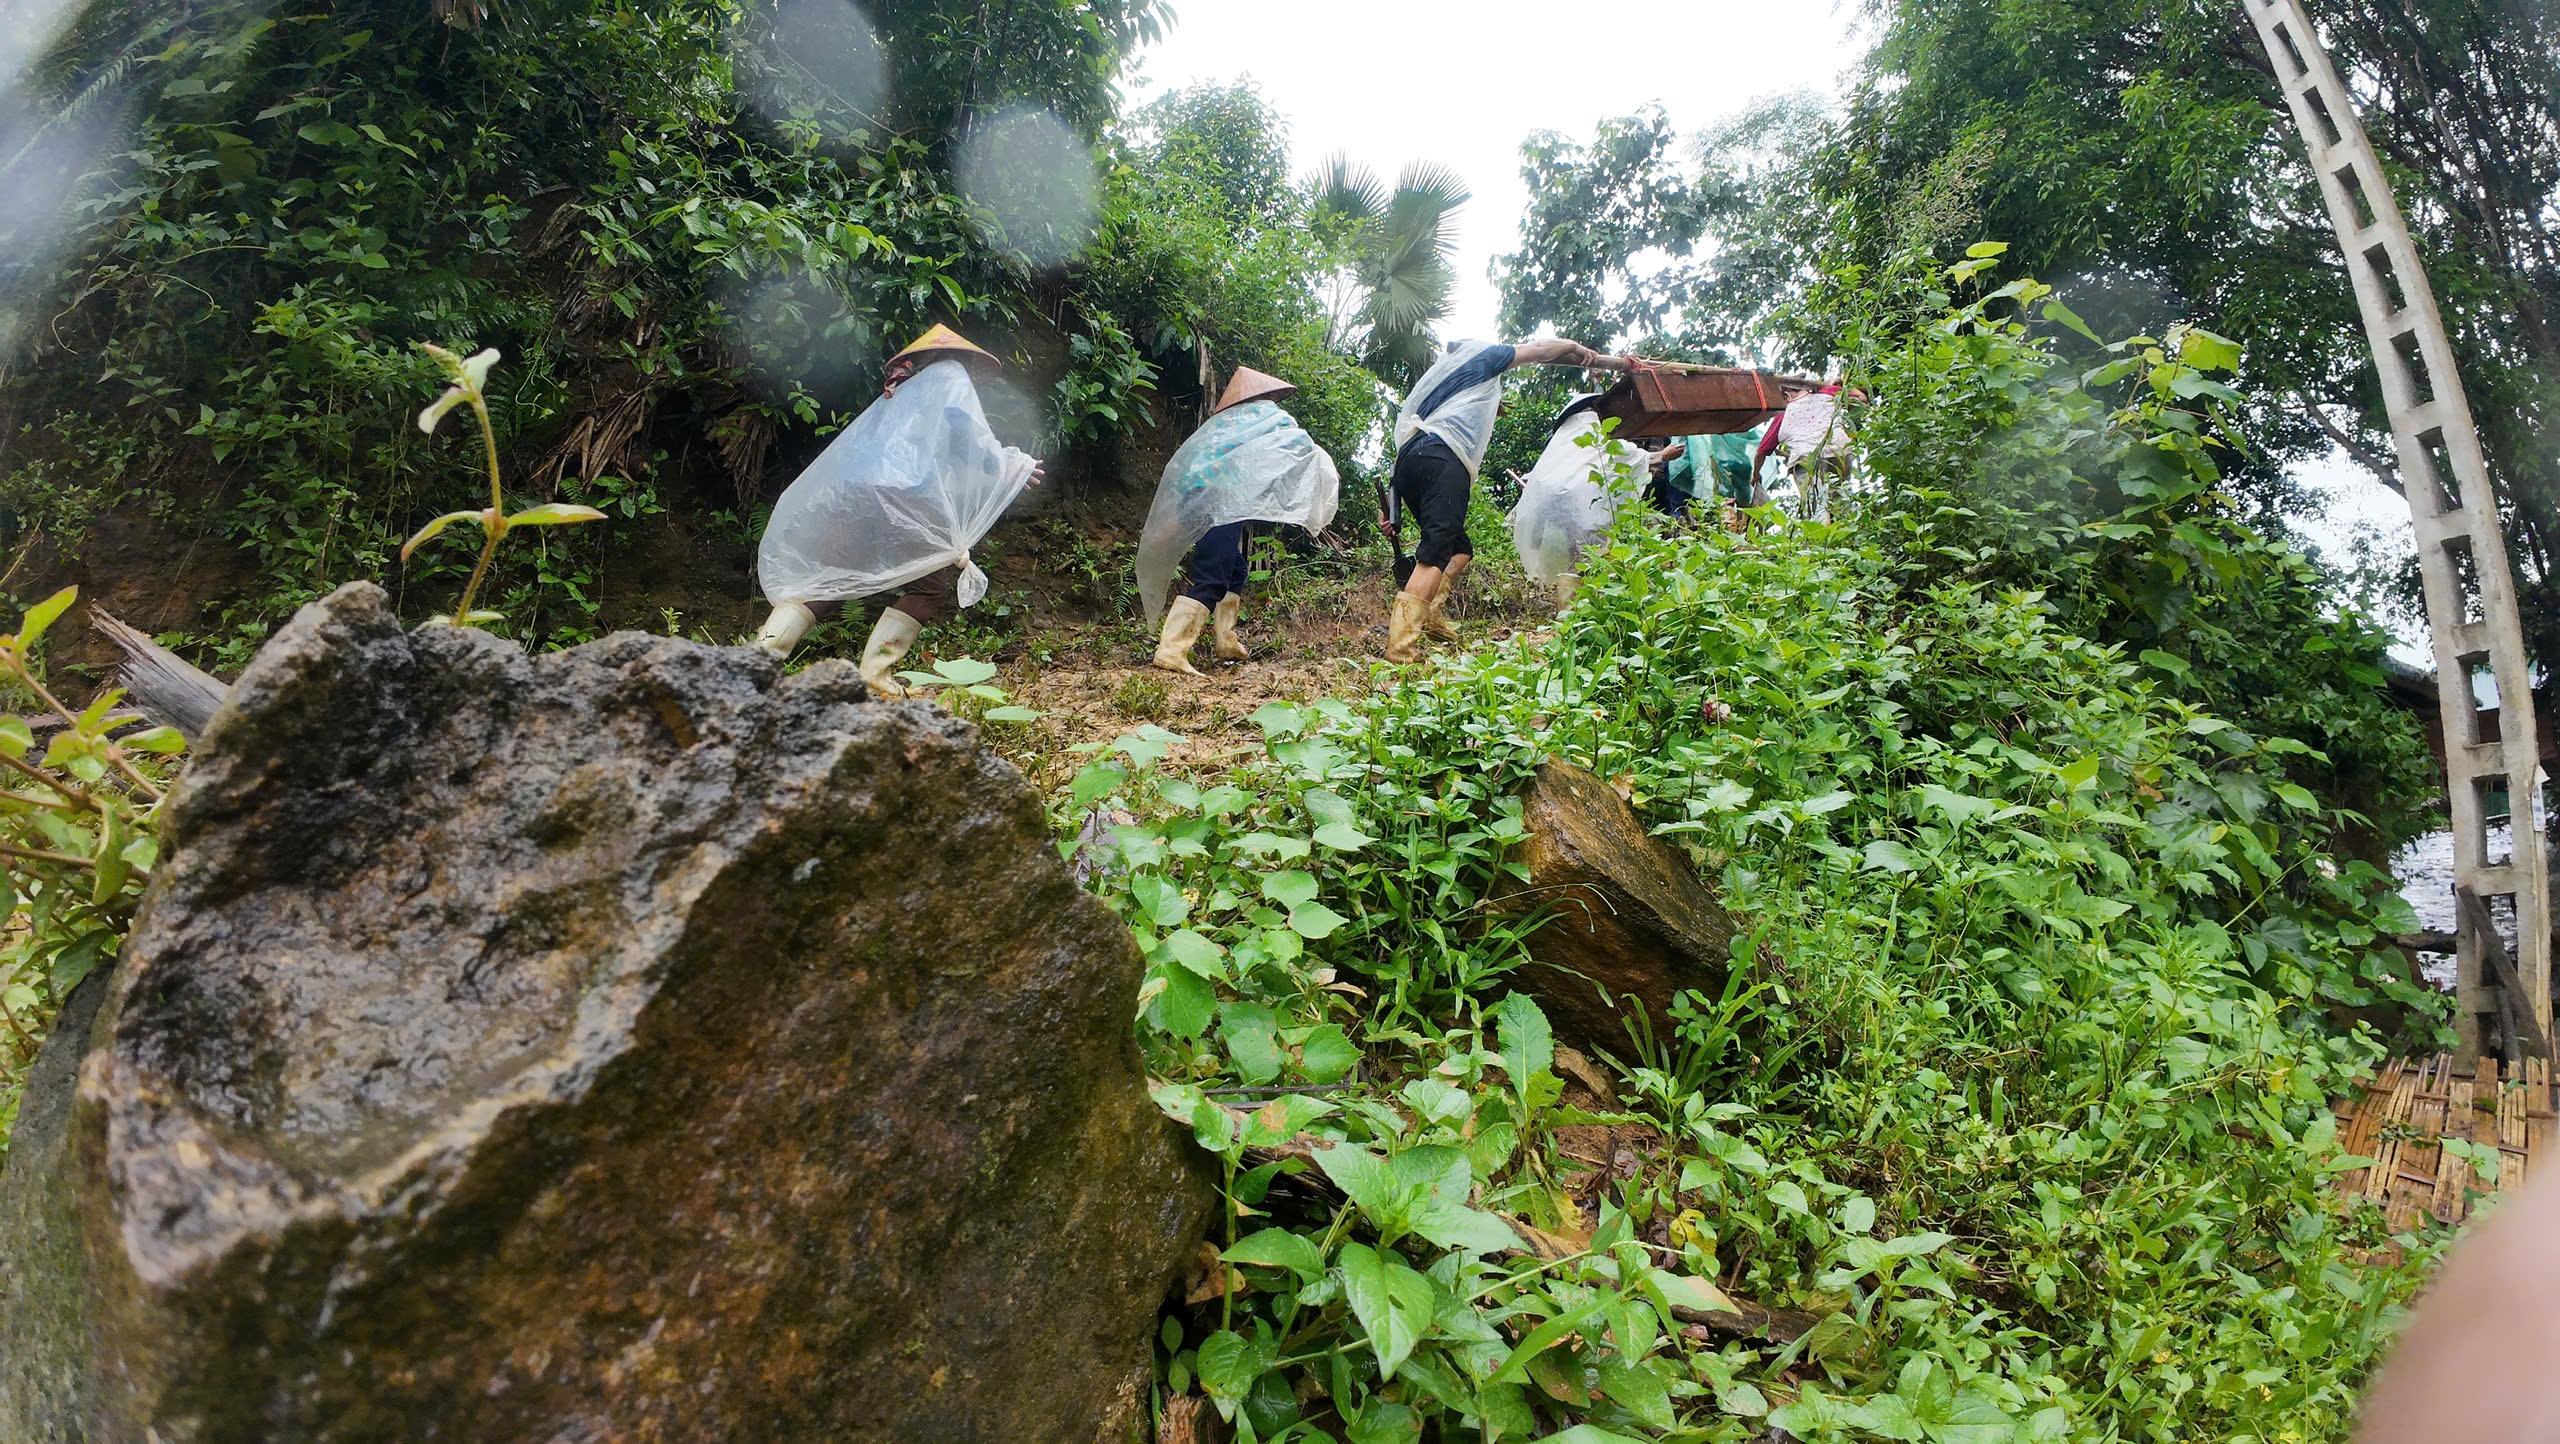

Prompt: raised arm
[{"left": 1508, "top": 338, "right": 1633, "bottom": 372}]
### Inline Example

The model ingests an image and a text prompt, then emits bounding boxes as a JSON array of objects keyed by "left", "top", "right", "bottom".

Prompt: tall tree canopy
[{"left": 1820, "top": 0, "right": 2560, "bottom": 663}]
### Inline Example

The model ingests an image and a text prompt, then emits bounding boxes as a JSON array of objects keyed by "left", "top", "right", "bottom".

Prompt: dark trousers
[
  {"left": 1183, "top": 523, "right": 1250, "bottom": 609},
  {"left": 884, "top": 565, "right": 962, "bottom": 624}
]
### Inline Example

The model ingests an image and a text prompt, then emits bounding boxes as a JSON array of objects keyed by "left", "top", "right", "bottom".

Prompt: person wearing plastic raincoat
[
  {"left": 751, "top": 325, "right": 1042, "bottom": 697},
  {"left": 1382, "top": 336, "right": 1634, "bottom": 662},
  {"left": 1138, "top": 367, "right": 1341, "bottom": 676},
  {"left": 1511, "top": 396, "right": 1648, "bottom": 613},
  {"left": 1751, "top": 382, "right": 1862, "bottom": 519}
]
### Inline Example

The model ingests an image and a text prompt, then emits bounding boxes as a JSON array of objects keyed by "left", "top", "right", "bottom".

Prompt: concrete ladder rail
[{"left": 2240, "top": 0, "right": 2552, "bottom": 1063}]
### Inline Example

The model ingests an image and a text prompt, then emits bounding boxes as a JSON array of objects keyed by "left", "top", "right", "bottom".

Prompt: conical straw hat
[
  {"left": 890, "top": 324, "right": 1001, "bottom": 372},
  {"left": 1214, "top": 366, "right": 1297, "bottom": 414}
]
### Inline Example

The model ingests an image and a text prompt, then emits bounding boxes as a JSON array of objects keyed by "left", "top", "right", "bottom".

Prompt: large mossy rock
[
  {"left": 0, "top": 582, "right": 1212, "bottom": 1443},
  {"left": 1488, "top": 761, "right": 1738, "bottom": 1056}
]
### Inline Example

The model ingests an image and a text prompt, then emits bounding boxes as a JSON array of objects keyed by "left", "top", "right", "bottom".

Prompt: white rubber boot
[
  {"left": 859, "top": 608, "right": 922, "bottom": 700},
  {"left": 1554, "top": 573, "right": 1581, "bottom": 614},
  {"left": 1211, "top": 594, "right": 1249, "bottom": 661},
  {"left": 1152, "top": 596, "right": 1210, "bottom": 676},
  {"left": 753, "top": 601, "right": 816, "bottom": 659}
]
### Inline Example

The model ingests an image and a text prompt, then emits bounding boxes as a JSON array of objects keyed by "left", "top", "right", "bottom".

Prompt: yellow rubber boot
[
  {"left": 1386, "top": 593, "right": 1427, "bottom": 663},
  {"left": 859, "top": 607, "right": 921, "bottom": 700},
  {"left": 1151, "top": 596, "right": 1210, "bottom": 676},
  {"left": 1211, "top": 594, "right": 1249, "bottom": 661},
  {"left": 1423, "top": 577, "right": 1461, "bottom": 642}
]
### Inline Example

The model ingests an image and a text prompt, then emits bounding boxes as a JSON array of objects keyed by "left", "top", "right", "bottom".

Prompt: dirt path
[{"left": 966, "top": 569, "right": 1554, "bottom": 789}]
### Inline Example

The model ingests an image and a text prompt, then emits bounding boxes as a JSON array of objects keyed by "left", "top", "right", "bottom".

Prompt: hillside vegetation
[{"left": 0, "top": 2, "right": 2475, "bottom": 1439}]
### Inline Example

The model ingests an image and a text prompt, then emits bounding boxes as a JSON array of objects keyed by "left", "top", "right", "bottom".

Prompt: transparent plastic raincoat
[
  {"left": 1392, "top": 339, "right": 1508, "bottom": 479},
  {"left": 1772, "top": 391, "right": 1848, "bottom": 468},
  {"left": 756, "top": 358, "right": 1037, "bottom": 611},
  {"left": 1136, "top": 400, "right": 1341, "bottom": 624},
  {"left": 1510, "top": 411, "right": 1642, "bottom": 584}
]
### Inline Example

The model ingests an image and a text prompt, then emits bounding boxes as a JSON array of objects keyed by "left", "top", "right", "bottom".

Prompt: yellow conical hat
[
  {"left": 890, "top": 324, "right": 1001, "bottom": 372},
  {"left": 1215, "top": 366, "right": 1297, "bottom": 414}
]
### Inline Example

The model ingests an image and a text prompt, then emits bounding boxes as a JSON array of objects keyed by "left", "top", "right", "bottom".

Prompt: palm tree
[{"left": 1308, "top": 156, "right": 1469, "bottom": 390}]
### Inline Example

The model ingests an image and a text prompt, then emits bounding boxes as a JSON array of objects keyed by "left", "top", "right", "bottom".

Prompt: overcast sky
[{"left": 1124, "top": 0, "right": 1858, "bottom": 342}]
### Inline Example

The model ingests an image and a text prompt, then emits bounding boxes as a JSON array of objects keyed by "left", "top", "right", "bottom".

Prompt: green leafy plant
[
  {"left": 400, "top": 345, "right": 607, "bottom": 627},
  {"left": 893, "top": 656, "right": 1043, "bottom": 726},
  {"left": 1065, "top": 274, "right": 2444, "bottom": 1442},
  {"left": 0, "top": 588, "right": 180, "bottom": 1148}
]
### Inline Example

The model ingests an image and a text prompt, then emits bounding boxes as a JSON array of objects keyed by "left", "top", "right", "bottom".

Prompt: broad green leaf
[
  {"left": 1260, "top": 870, "right": 1320, "bottom": 909},
  {"left": 1649, "top": 1266, "right": 1740, "bottom": 1317},
  {"left": 930, "top": 657, "right": 1000, "bottom": 686},
  {"left": 1346, "top": 1397, "right": 1421, "bottom": 1444},
  {"left": 1697, "top": 778, "right": 1753, "bottom": 810},
  {"left": 1394, "top": 1146, "right": 1516, "bottom": 1255},
  {"left": 401, "top": 510, "right": 488, "bottom": 563},
  {"left": 1335, "top": 1242, "right": 1435, "bottom": 1379},
  {"left": 502, "top": 502, "right": 608, "bottom": 528},
  {"left": 1597, "top": 1359, "right": 1674, "bottom": 1430},
  {"left": 1288, "top": 902, "right": 1347, "bottom": 939},
  {"left": 1313, "top": 820, "right": 1374, "bottom": 851},
  {"left": 1195, "top": 1328, "right": 1270, "bottom": 1403},
  {"left": 2178, "top": 326, "right": 2244, "bottom": 372},
  {"left": 1400, "top": 1077, "right": 1472, "bottom": 1124},
  {"left": 1248, "top": 701, "right": 1306, "bottom": 738},
  {"left": 1313, "top": 1143, "right": 1395, "bottom": 1218},
  {"left": 1160, "top": 928, "right": 1228, "bottom": 979},
  {"left": 16, "top": 587, "right": 76, "bottom": 652},
  {"left": 1128, "top": 873, "right": 1191, "bottom": 929},
  {"left": 1295, "top": 1024, "right": 1358, "bottom": 1083},
  {"left": 0, "top": 715, "right": 32, "bottom": 758},
  {"left": 121, "top": 725, "right": 187, "bottom": 754},
  {"left": 1239, "top": 1092, "right": 1335, "bottom": 1148},
  {"left": 2041, "top": 297, "right": 2102, "bottom": 343},
  {"left": 981, "top": 705, "right": 1041, "bottom": 724},
  {"left": 1487, "top": 1289, "right": 1610, "bottom": 1384},
  {"left": 1964, "top": 240, "right": 2009, "bottom": 259},
  {"left": 1863, "top": 839, "right": 1917, "bottom": 874},
  {"left": 1224, "top": 1228, "right": 1327, "bottom": 1285},
  {"left": 1220, "top": 1001, "right": 1284, "bottom": 1084},
  {"left": 1493, "top": 992, "right": 1553, "bottom": 1092},
  {"left": 1147, "top": 963, "right": 1213, "bottom": 1038}
]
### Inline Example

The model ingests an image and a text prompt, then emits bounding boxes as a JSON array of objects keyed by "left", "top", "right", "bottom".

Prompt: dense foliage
[
  {"left": 1834, "top": 251, "right": 2442, "bottom": 849},
  {"left": 0, "top": 588, "right": 175, "bottom": 1145},
  {"left": 1037, "top": 275, "right": 2444, "bottom": 1440},
  {"left": 0, "top": 1, "right": 1489, "bottom": 659},
  {"left": 1812, "top": 0, "right": 2553, "bottom": 662}
]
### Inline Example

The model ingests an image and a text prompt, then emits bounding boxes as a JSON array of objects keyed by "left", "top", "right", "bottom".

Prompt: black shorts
[{"left": 1390, "top": 435, "right": 1475, "bottom": 569}]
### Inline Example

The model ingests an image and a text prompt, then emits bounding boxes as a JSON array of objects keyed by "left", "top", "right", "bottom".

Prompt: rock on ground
[
  {"left": 0, "top": 582, "right": 1211, "bottom": 1443},
  {"left": 1487, "top": 761, "right": 1738, "bottom": 1056}
]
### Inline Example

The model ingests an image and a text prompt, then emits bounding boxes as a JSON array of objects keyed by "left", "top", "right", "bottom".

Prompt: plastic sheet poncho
[
  {"left": 1392, "top": 339, "right": 1507, "bottom": 479},
  {"left": 1136, "top": 400, "right": 1341, "bottom": 624},
  {"left": 756, "top": 358, "right": 1037, "bottom": 610},
  {"left": 1772, "top": 391, "right": 1849, "bottom": 469},
  {"left": 1509, "top": 412, "right": 1643, "bottom": 584}
]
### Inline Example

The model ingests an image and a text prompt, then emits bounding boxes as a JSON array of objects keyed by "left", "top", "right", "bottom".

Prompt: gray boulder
[{"left": 0, "top": 582, "right": 1211, "bottom": 1442}]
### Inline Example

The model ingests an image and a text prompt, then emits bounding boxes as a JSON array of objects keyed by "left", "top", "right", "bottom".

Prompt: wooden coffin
[{"left": 1593, "top": 367, "right": 1819, "bottom": 439}]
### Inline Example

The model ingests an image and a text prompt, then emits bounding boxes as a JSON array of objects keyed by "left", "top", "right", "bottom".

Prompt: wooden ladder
[{"left": 2240, "top": 0, "right": 2551, "bottom": 1062}]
